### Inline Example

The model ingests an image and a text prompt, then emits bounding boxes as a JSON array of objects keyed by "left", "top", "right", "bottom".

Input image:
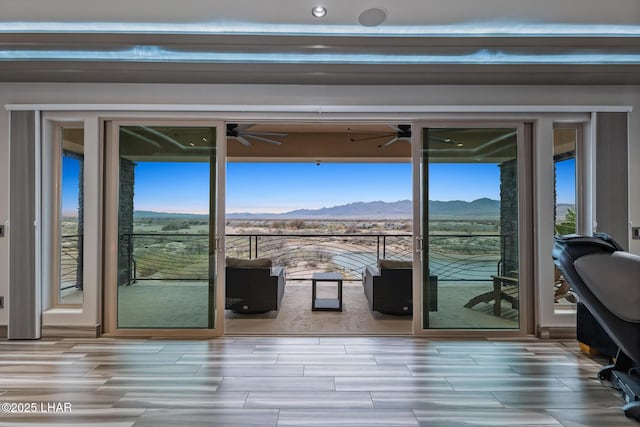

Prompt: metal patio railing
[
  {"left": 60, "top": 234, "right": 83, "bottom": 291},
  {"left": 119, "top": 232, "right": 506, "bottom": 284}
]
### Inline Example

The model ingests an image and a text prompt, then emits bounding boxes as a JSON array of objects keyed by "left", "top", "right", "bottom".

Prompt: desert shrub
[
  {"left": 290, "top": 219, "right": 306, "bottom": 229},
  {"left": 161, "top": 222, "right": 191, "bottom": 231},
  {"left": 345, "top": 225, "right": 359, "bottom": 233},
  {"left": 271, "top": 220, "right": 286, "bottom": 229}
]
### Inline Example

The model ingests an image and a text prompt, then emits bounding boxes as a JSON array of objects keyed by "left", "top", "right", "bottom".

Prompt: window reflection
[
  {"left": 423, "top": 127, "right": 520, "bottom": 329},
  {"left": 553, "top": 126, "right": 578, "bottom": 307}
]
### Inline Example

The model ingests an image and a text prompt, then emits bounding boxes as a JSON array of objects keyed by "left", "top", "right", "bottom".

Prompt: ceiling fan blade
[
  {"left": 240, "top": 131, "right": 289, "bottom": 137},
  {"left": 236, "top": 136, "right": 252, "bottom": 146},
  {"left": 234, "top": 123, "right": 253, "bottom": 132},
  {"left": 347, "top": 127, "right": 391, "bottom": 134},
  {"left": 350, "top": 134, "right": 393, "bottom": 142},
  {"left": 245, "top": 134, "right": 282, "bottom": 145},
  {"left": 379, "top": 137, "right": 399, "bottom": 148}
]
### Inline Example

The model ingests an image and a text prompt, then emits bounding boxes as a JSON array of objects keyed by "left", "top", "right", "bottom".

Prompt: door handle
[{"left": 415, "top": 236, "right": 424, "bottom": 252}]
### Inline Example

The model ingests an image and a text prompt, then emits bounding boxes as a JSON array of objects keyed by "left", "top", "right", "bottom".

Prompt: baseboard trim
[
  {"left": 41, "top": 324, "right": 101, "bottom": 338},
  {"left": 537, "top": 326, "right": 576, "bottom": 339}
]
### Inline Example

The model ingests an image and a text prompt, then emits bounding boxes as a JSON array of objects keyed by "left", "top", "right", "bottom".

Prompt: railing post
[
  {"left": 500, "top": 234, "right": 506, "bottom": 275},
  {"left": 132, "top": 259, "right": 137, "bottom": 284},
  {"left": 376, "top": 235, "right": 380, "bottom": 262},
  {"left": 248, "top": 235, "right": 252, "bottom": 259},
  {"left": 383, "top": 235, "right": 387, "bottom": 259},
  {"left": 254, "top": 235, "right": 259, "bottom": 259},
  {"left": 77, "top": 234, "right": 84, "bottom": 290},
  {"left": 127, "top": 233, "right": 133, "bottom": 285}
]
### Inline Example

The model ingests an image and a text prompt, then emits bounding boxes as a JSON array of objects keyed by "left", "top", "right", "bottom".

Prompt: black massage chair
[{"left": 552, "top": 233, "right": 640, "bottom": 421}]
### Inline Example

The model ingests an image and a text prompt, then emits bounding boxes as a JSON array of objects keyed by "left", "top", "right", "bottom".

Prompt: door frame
[
  {"left": 411, "top": 120, "right": 534, "bottom": 337},
  {"left": 102, "top": 118, "right": 226, "bottom": 337},
  {"left": 29, "top": 106, "right": 602, "bottom": 338}
]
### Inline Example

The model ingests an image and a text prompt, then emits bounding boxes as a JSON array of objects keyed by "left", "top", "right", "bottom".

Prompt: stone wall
[
  {"left": 499, "top": 159, "right": 519, "bottom": 275},
  {"left": 118, "top": 159, "right": 136, "bottom": 285}
]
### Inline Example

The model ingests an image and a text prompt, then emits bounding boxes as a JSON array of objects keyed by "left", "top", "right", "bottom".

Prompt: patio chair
[
  {"left": 363, "top": 259, "right": 438, "bottom": 315},
  {"left": 225, "top": 257, "right": 285, "bottom": 314},
  {"left": 464, "top": 274, "right": 519, "bottom": 317},
  {"left": 554, "top": 266, "right": 577, "bottom": 303}
]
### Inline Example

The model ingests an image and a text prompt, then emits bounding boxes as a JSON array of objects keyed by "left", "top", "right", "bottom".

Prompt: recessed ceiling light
[{"left": 312, "top": 6, "right": 327, "bottom": 18}]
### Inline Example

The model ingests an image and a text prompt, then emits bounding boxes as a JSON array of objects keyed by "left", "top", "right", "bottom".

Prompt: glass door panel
[
  {"left": 553, "top": 125, "right": 579, "bottom": 309},
  {"left": 59, "top": 127, "right": 84, "bottom": 305},
  {"left": 421, "top": 127, "right": 520, "bottom": 329},
  {"left": 117, "top": 125, "right": 216, "bottom": 329}
]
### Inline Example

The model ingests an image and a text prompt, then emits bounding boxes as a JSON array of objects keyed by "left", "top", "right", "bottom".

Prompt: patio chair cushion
[
  {"left": 226, "top": 257, "right": 272, "bottom": 269},
  {"left": 378, "top": 259, "right": 412, "bottom": 269}
]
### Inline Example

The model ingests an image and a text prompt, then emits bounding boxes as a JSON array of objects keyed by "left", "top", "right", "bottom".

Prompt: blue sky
[
  {"left": 227, "top": 163, "right": 411, "bottom": 213},
  {"left": 133, "top": 162, "right": 211, "bottom": 214},
  {"left": 61, "top": 156, "right": 81, "bottom": 217},
  {"left": 428, "top": 163, "right": 499, "bottom": 203},
  {"left": 555, "top": 158, "right": 576, "bottom": 204},
  {"left": 61, "top": 160, "right": 577, "bottom": 215}
]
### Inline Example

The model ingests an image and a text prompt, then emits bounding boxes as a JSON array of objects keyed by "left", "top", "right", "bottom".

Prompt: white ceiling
[
  {"left": 2, "top": 0, "right": 639, "bottom": 26},
  {"left": 1, "top": 0, "right": 639, "bottom": 84}
]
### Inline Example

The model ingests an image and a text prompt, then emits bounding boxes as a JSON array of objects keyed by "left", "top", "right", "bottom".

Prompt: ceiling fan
[
  {"left": 349, "top": 125, "right": 464, "bottom": 148},
  {"left": 379, "top": 124, "right": 412, "bottom": 148},
  {"left": 226, "top": 123, "right": 287, "bottom": 146},
  {"left": 348, "top": 124, "right": 412, "bottom": 148}
]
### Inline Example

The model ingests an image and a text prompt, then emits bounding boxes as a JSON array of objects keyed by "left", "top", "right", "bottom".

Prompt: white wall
[
  {"left": 629, "top": 101, "right": 640, "bottom": 251},
  {"left": 0, "top": 92, "right": 8, "bottom": 326},
  {"left": 1, "top": 82, "right": 638, "bottom": 330}
]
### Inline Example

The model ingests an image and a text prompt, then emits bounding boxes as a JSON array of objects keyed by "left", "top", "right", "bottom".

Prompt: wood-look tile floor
[{"left": 0, "top": 337, "right": 635, "bottom": 426}]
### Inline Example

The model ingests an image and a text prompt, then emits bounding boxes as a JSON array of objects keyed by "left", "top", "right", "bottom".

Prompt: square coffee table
[{"left": 311, "top": 272, "right": 343, "bottom": 311}]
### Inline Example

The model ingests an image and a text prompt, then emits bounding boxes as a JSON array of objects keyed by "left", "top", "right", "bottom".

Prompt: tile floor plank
[
  {"left": 278, "top": 408, "right": 419, "bottom": 426},
  {"left": 245, "top": 391, "right": 374, "bottom": 409},
  {"left": 0, "top": 337, "right": 631, "bottom": 426}
]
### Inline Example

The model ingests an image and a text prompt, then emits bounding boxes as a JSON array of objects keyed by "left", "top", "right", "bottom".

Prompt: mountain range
[
  {"left": 225, "top": 198, "right": 500, "bottom": 220},
  {"left": 134, "top": 199, "right": 578, "bottom": 220}
]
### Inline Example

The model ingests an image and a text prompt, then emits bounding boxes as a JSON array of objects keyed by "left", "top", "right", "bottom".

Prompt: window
[
  {"left": 58, "top": 127, "right": 85, "bottom": 305},
  {"left": 553, "top": 125, "right": 580, "bottom": 309}
]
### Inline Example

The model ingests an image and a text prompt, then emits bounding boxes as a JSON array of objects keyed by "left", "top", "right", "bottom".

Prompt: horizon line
[{"left": 129, "top": 198, "right": 576, "bottom": 216}]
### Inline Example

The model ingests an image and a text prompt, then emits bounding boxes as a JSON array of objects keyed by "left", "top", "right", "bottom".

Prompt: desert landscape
[{"left": 61, "top": 198, "right": 575, "bottom": 286}]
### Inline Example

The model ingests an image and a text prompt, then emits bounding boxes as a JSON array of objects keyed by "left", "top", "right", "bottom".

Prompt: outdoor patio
[{"left": 115, "top": 279, "right": 518, "bottom": 333}]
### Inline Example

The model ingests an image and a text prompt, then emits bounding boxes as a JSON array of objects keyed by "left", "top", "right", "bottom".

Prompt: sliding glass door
[
  {"left": 105, "top": 122, "right": 222, "bottom": 333},
  {"left": 414, "top": 124, "right": 529, "bottom": 332},
  {"left": 553, "top": 124, "right": 581, "bottom": 311}
]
